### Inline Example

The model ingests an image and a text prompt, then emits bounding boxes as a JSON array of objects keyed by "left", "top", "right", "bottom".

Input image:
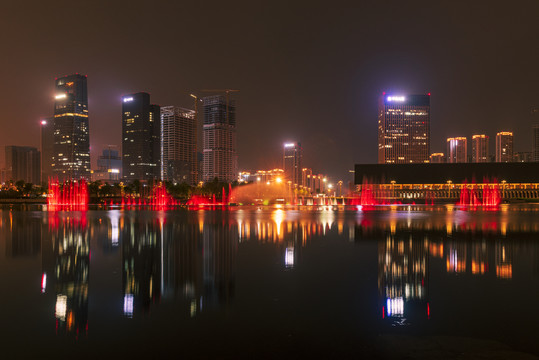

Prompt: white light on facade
[{"left": 123, "top": 97, "right": 134, "bottom": 103}]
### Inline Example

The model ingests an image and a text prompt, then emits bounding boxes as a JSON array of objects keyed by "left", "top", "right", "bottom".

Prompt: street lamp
[
  {"left": 447, "top": 180, "right": 452, "bottom": 198},
  {"left": 391, "top": 180, "right": 396, "bottom": 198},
  {"left": 501, "top": 180, "right": 507, "bottom": 199}
]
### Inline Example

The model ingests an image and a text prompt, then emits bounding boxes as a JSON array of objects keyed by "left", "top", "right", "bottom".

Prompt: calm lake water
[{"left": 1, "top": 204, "right": 539, "bottom": 358}]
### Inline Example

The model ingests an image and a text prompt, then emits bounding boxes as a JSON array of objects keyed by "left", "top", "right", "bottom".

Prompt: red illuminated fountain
[
  {"left": 47, "top": 178, "right": 88, "bottom": 210},
  {"left": 457, "top": 179, "right": 501, "bottom": 208}
]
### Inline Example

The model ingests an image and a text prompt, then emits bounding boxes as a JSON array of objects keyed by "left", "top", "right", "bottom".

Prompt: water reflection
[
  {"left": 43, "top": 212, "right": 89, "bottom": 336},
  {"left": 2, "top": 205, "right": 539, "bottom": 344}
]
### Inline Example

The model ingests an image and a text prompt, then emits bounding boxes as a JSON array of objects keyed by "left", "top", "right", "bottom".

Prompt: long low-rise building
[{"left": 354, "top": 163, "right": 539, "bottom": 200}]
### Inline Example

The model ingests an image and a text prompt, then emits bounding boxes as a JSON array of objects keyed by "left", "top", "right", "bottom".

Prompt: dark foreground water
[{"left": 1, "top": 204, "right": 539, "bottom": 358}]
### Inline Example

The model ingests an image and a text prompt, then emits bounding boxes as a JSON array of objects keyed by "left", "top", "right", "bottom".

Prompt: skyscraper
[
  {"left": 122, "top": 93, "right": 160, "bottom": 181},
  {"left": 2, "top": 146, "right": 41, "bottom": 184},
  {"left": 283, "top": 142, "right": 302, "bottom": 186},
  {"left": 40, "top": 117, "right": 54, "bottom": 183},
  {"left": 496, "top": 132, "right": 513, "bottom": 162},
  {"left": 160, "top": 106, "right": 197, "bottom": 185},
  {"left": 202, "top": 94, "right": 237, "bottom": 182},
  {"left": 472, "top": 134, "right": 489, "bottom": 163},
  {"left": 447, "top": 137, "right": 467, "bottom": 163},
  {"left": 378, "top": 94, "right": 430, "bottom": 164},
  {"left": 52, "top": 74, "right": 90, "bottom": 181}
]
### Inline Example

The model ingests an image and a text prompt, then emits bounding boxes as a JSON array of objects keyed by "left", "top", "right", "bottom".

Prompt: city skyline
[{"left": 1, "top": 1, "right": 537, "bottom": 181}]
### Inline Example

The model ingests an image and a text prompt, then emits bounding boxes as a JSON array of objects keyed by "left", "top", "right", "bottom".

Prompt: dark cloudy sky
[{"left": 1, "top": 0, "right": 538, "bottom": 181}]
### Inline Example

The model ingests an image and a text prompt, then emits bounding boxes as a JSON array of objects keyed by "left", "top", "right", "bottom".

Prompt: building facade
[
  {"left": 283, "top": 142, "right": 302, "bottom": 186},
  {"left": 496, "top": 132, "right": 513, "bottom": 162},
  {"left": 429, "top": 153, "right": 445, "bottom": 163},
  {"left": 160, "top": 106, "right": 197, "bottom": 185},
  {"left": 472, "top": 134, "right": 489, "bottom": 163},
  {"left": 52, "top": 74, "right": 90, "bottom": 181},
  {"left": 447, "top": 137, "right": 467, "bottom": 163},
  {"left": 92, "top": 147, "right": 122, "bottom": 182},
  {"left": 2, "top": 146, "right": 41, "bottom": 184},
  {"left": 534, "top": 125, "right": 539, "bottom": 162},
  {"left": 378, "top": 94, "right": 430, "bottom": 164},
  {"left": 122, "top": 93, "right": 160, "bottom": 181},
  {"left": 202, "top": 95, "right": 237, "bottom": 183}
]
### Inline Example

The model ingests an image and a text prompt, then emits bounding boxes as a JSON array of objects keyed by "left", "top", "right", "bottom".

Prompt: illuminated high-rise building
[
  {"left": 122, "top": 93, "right": 161, "bottom": 181},
  {"left": 160, "top": 106, "right": 197, "bottom": 185},
  {"left": 378, "top": 94, "right": 430, "bottom": 164},
  {"left": 40, "top": 117, "right": 54, "bottom": 183},
  {"left": 472, "top": 134, "right": 489, "bottom": 163},
  {"left": 447, "top": 137, "right": 467, "bottom": 163},
  {"left": 52, "top": 74, "right": 90, "bottom": 181},
  {"left": 283, "top": 142, "right": 302, "bottom": 186},
  {"left": 496, "top": 132, "right": 513, "bottom": 162},
  {"left": 202, "top": 95, "right": 237, "bottom": 182},
  {"left": 429, "top": 153, "right": 445, "bottom": 163}
]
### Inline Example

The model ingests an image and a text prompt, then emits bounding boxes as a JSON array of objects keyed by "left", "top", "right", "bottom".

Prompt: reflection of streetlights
[{"left": 447, "top": 180, "right": 452, "bottom": 198}]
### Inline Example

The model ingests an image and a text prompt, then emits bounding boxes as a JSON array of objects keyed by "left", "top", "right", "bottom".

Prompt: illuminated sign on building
[
  {"left": 55, "top": 94, "right": 67, "bottom": 100},
  {"left": 123, "top": 97, "right": 134, "bottom": 103},
  {"left": 387, "top": 96, "right": 405, "bottom": 102},
  {"left": 284, "top": 143, "right": 295, "bottom": 148}
]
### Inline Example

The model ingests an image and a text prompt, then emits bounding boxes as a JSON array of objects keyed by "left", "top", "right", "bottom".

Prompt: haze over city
[{"left": 1, "top": 1, "right": 538, "bottom": 180}]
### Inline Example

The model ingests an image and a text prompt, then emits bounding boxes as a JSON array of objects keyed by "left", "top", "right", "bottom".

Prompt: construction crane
[{"left": 200, "top": 89, "right": 239, "bottom": 124}]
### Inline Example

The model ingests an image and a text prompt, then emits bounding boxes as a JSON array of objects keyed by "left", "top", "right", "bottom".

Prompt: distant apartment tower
[
  {"left": 40, "top": 117, "right": 54, "bottom": 183},
  {"left": 202, "top": 95, "right": 237, "bottom": 182},
  {"left": 533, "top": 125, "right": 539, "bottom": 162},
  {"left": 160, "top": 106, "right": 197, "bottom": 185},
  {"left": 122, "top": 93, "right": 160, "bottom": 181},
  {"left": 447, "top": 137, "right": 467, "bottom": 163},
  {"left": 302, "top": 168, "right": 312, "bottom": 189},
  {"left": 2, "top": 146, "right": 41, "bottom": 184},
  {"left": 378, "top": 94, "right": 430, "bottom": 164},
  {"left": 472, "top": 134, "right": 489, "bottom": 163},
  {"left": 496, "top": 132, "right": 513, "bottom": 162},
  {"left": 283, "top": 142, "right": 302, "bottom": 186},
  {"left": 52, "top": 74, "right": 90, "bottom": 181},
  {"left": 514, "top": 151, "right": 532, "bottom": 163},
  {"left": 429, "top": 153, "right": 445, "bottom": 163},
  {"left": 92, "top": 147, "right": 122, "bottom": 182}
]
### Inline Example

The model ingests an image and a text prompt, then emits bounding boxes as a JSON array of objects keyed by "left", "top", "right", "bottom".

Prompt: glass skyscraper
[
  {"left": 122, "top": 92, "right": 160, "bottom": 181},
  {"left": 202, "top": 95, "right": 237, "bottom": 183},
  {"left": 378, "top": 94, "right": 430, "bottom": 164},
  {"left": 52, "top": 74, "right": 90, "bottom": 181}
]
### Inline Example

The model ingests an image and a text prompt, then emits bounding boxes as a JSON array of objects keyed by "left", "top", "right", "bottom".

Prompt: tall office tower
[
  {"left": 122, "top": 93, "right": 161, "bottom": 181},
  {"left": 472, "top": 134, "right": 489, "bottom": 163},
  {"left": 446, "top": 137, "right": 468, "bottom": 163},
  {"left": 429, "top": 153, "right": 445, "bottom": 163},
  {"left": 160, "top": 106, "right": 197, "bottom": 185},
  {"left": 202, "top": 95, "right": 237, "bottom": 182},
  {"left": 40, "top": 117, "right": 54, "bottom": 183},
  {"left": 283, "top": 142, "right": 302, "bottom": 186},
  {"left": 2, "top": 146, "right": 41, "bottom": 184},
  {"left": 378, "top": 94, "right": 430, "bottom": 164},
  {"left": 496, "top": 132, "right": 513, "bottom": 162},
  {"left": 52, "top": 74, "right": 90, "bottom": 181},
  {"left": 533, "top": 124, "right": 539, "bottom": 162}
]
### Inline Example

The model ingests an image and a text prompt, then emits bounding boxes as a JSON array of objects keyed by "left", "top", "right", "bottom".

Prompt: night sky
[{"left": 1, "top": 1, "right": 538, "bottom": 181}]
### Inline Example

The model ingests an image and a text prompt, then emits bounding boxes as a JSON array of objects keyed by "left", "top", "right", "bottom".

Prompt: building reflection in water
[
  {"left": 43, "top": 212, "right": 89, "bottom": 336},
  {"left": 378, "top": 232, "right": 429, "bottom": 324},
  {"left": 30, "top": 204, "right": 539, "bottom": 330}
]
